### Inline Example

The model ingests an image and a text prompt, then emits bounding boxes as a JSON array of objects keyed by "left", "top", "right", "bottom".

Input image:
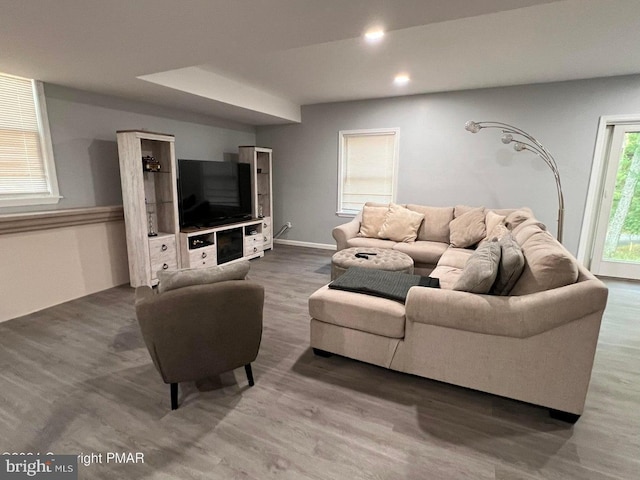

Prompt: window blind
[
  {"left": 340, "top": 131, "right": 397, "bottom": 214},
  {"left": 0, "top": 73, "right": 50, "bottom": 197}
]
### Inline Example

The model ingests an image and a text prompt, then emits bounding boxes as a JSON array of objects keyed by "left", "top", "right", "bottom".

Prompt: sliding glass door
[{"left": 590, "top": 124, "right": 640, "bottom": 280}]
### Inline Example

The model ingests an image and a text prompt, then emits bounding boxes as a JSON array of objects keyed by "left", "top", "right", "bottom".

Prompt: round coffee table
[{"left": 331, "top": 247, "right": 414, "bottom": 280}]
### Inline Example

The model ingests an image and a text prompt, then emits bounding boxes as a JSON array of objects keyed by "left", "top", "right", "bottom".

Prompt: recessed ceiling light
[
  {"left": 394, "top": 74, "right": 410, "bottom": 85},
  {"left": 364, "top": 29, "right": 385, "bottom": 42}
]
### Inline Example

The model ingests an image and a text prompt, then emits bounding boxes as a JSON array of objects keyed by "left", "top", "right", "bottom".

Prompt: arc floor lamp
[{"left": 465, "top": 121, "right": 565, "bottom": 243}]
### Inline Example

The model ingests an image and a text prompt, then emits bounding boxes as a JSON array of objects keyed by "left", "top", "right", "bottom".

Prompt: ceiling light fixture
[
  {"left": 394, "top": 74, "right": 410, "bottom": 85},
  {"left": 364, "top": 29, "right": 385, "bottom": 42}
]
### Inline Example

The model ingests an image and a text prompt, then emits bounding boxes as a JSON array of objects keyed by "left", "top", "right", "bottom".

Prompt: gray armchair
[{"left": 135, "top": 279, "right": 264, "bottom": 410}]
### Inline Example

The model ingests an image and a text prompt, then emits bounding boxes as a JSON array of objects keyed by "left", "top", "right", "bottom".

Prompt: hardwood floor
[{"left": 0, "top": 245, "right": 638, "bottom": 479}]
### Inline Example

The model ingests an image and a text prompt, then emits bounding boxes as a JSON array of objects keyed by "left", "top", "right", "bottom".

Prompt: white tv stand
[{"left": 179, "top": 218, "right": 268, "bottom": 269}]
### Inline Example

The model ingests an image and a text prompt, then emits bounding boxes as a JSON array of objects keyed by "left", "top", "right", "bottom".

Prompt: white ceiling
[{"left": 2, "top": 0, "right": 640, "bottom": 125}]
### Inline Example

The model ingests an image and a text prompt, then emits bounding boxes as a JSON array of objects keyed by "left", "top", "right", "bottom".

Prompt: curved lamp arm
[{"left": 465, "top": 120, "right": 564, "bottom": 243}]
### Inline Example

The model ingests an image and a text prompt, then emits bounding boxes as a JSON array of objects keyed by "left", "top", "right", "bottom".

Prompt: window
[
  {"left": 337, "top": 128, "right": 399, "bottom": 216},
  {"left": 0, "top": 72, "right": 60, "bottom": 207}
]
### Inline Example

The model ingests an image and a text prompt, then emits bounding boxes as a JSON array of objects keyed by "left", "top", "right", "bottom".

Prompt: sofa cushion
[
  {"left": 436, "top": 247, "right": 473, "bottom": 269},
  {"left": 491, "top": 207, "right": 524, "bottom": 217},
  {"left": 430, "top": 265, "right": 464, "bottom": 290},
  {"left": 309, "top": 284, "right": 406, "bottom": 338},
  {"left": 406, "top": 205, "right": 454, "bottom": 243},
  {"left": 512, "top": 218, "right": 548, "bottom": 245},
  {"left": 378, "top": 203, "right": 425, "bottom": 242},
  {"left": 491, "top": 234, "right": 525, "bottom": 295},
  {"left": 156, "top": 261, "right": 250, "bottom": 294},
  {"left": 449, "top": 207, "right": 486, "bottom": 248},
  {"left": 510, "top": 230, "right": 579, "bottom": 295},
  {"left": 358, "top": 205, "right": 388, "bottom": 238},
  {"left": 393, "top": 240, "right": 449, "bottom": 265},
  {"left": 454, "top": 205, "right": 478, "bottom": 217},
  {"left": 452, "top": 241, "right": 501, "bottom": 294},
  {"left": 347, "top": 237, "right": 398, "bottom": 249},
  {"left": 505, "top": 209, "right": 534, "bottom": 230}
]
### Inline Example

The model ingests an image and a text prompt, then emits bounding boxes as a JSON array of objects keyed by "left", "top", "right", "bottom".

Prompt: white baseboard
[{"left": 274, "top": 239, "right": 336, "bottom": 251}]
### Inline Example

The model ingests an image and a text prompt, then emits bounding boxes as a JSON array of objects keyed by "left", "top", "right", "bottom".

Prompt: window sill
[
  {"left": 336, "top": 211, "right": 357, "bottom": 218},
  {"left": 0, "top": 194, "right": 63, "bottom": 208},
  {"left": 0, "top": 206, "right": 124, "bottom": 235}
]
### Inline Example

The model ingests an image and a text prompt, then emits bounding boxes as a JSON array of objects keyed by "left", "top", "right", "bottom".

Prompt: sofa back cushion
[
  {"left": 406, "top": 205, "right": 454, "bottom": 243},
  {"left": 157, "top": 261, "right": 250, "bottom": 294},
  {"left": 510, "top": 230, "right": 579, "bottom": 295},
  {"left": 505, "top": 208, "right": 535, "bottom": 230},
  {"left": 512, "top": 218, "right": 548, "bottom": 245}
]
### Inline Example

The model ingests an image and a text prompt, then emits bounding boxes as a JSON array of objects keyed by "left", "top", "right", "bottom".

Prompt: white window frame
[
  {"left": 337, "top": 128, "right": 400, "bottom": 217},
  {"left": 0, "top": 74, "right": 61, "bottom": 208}
]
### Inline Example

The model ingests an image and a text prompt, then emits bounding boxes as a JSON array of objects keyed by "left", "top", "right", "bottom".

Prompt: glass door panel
[{"left": 591, "top": 125, "right": 640, "bottom": 279}]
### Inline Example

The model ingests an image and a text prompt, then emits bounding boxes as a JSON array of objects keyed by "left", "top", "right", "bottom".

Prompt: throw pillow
[
  {"left": 452, "top": 241, "right": 502, "bottom": 294},
  {"left": 449, "top": 207, "right": 486, "bottom": 248},
  {"left": 485, "top": 211, "right": 506, "bottom": 235},
  {"left": 378, "top": 203, "right": 425, "bottom": 242},
  {"left": 491, "top": 234, "right": 525, "bottom": 295},
  {"left": 485, "top": 223, "right": 510, "bottom": 242},
  {"left": 509, "top": 231, "right": 579, "bottom": 295},
  {"left": 358, "top": 205, "right": 389, "bottom": 238},
  {"left": 157, "top": 261, "right": 250, "bottom": 294}
]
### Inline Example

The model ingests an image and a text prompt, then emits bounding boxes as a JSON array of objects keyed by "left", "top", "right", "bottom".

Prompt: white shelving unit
[
  {"left": 239, "top": 146, "right": 273, "bottom": 251},
  {"left": 116, "top": 130, "right": 181, "bottom": 287}
]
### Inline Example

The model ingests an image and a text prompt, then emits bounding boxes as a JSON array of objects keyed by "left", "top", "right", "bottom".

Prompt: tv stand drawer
[{"left": 188, "top": 245, "right": 217, "bottom": 268}]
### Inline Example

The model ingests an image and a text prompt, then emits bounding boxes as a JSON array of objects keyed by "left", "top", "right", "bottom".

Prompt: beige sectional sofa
[{"left": 310, "top": 203, "right": 608, "bottom": 421}]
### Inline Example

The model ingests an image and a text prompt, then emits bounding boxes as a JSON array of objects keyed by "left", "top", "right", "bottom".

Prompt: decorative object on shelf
[
  {"left": 258, "top": 205, "right": 264, "bottom": 218},
  {"left": 465, "top": 120, "right": 565, "bottom": 243},
  {"left": 142, "top": 155, "right": 161, "bottom": 172},
  {"left": 147, "top": 213, "right": 157, "bottom": 237}
]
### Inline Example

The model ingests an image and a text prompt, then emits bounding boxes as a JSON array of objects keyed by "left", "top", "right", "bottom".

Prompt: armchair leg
[
  {"left": 170, "top": 383, "right": 179, "bottom": 410},
  {"left": 244, "top": 364, "right": 255, "bottom": 386}
]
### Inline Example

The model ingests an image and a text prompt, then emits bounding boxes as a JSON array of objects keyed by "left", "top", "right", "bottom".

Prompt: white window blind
[
  {"left": 0, "top": 72, "right": 60, "bottom": 207},
  {"left": 338, "top": 128, "right": 399, "bottom": 215}
]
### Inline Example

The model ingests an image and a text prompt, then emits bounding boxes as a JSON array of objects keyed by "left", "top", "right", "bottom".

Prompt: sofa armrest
[
  {"left": 405, "top": 279, "right": 608, "bottom": 338},
  {"left": 332, "top": 216, "right": 362, "bottom": 251}
]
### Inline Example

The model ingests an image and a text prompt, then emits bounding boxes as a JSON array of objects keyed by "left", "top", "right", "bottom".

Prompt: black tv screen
[{"left": 177, "top": 159, "right": 252, "bottom": 228}]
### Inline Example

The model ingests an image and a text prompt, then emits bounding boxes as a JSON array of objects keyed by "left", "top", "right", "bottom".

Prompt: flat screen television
[{"left": 177, "top": 159, "right": 252, "bottom": 228}]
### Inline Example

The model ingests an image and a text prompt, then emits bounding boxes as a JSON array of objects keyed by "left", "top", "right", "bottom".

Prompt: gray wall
[
  {"left": 257, "top": 74, "right": 640, "bottom": 254},
  {"left": 2, "top": 84, "right": 256, "bottom": 214}
]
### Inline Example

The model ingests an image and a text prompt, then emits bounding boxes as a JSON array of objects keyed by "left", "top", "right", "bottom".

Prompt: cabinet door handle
[
  {"left": 162, "top": 263, "right": 169, "bottom": 270},
  {"left": 201, "top": 252, "right": 207, "bottom": 258},
  {"left": 264, "top": 236, "right": 268, "bottom": 242},
  {"left": 263, "top": 223, "right": 267, "bottom": 228},
  {"left": 253, "top": 247, "right": 257, "bottom": 253},
  {"left": 161, "top": 244, "right": 168, "bottom": 251}
]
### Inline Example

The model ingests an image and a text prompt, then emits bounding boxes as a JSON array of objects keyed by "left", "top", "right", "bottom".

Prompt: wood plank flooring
[{"left": 0, "top": 245, "right": 638, "bottom": 479}]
